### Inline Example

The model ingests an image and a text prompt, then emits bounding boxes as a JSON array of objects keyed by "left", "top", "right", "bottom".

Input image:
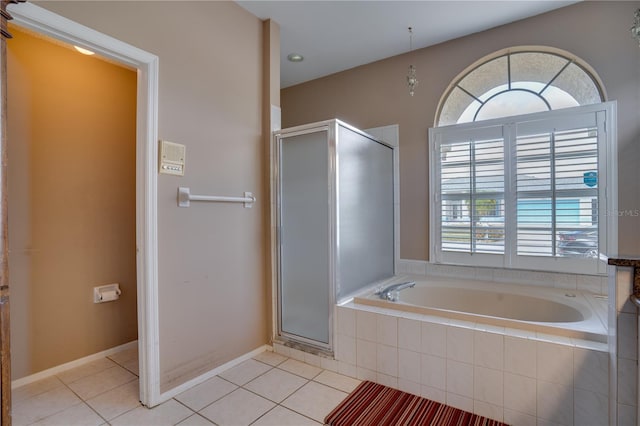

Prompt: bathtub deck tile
[
  {"left": 356, "top": 367, "right": 377, "bottom": 382},
  {"left": 398, "top": 349, "right": 421, "bottom": 382},
  {"left": 473, "top": 400, "right": 504, "bottom": 423},
  {"left": 473, "top": 366, "right": 503, "bottom": 407},
  {"left": 398, "top": 318, "right": 422, "bottom": 352},
  {"left": 574, "top": 388, "right": 609, "bottom": 426},
  {"left": 617, "top": 358, "right": 637, "bottom": 406},
  {"left": 472, "top": 267, "right": 494, "bottom": 281},
  {"left": 356, "top": 311, "right": 377, "bottom": 342},
  {"left": 504, "top": 408, "right": 536, "bottom": 426},
  {"left": 576, "top": 274, "right": 605, "bottom": 294},
  {"left": 421, "top": 322, "right": 447, "bottom": 358},
  {"left": 446, "top": 392, "right": 474, "bottom": 413},
  {"left": 586, "top": 295, "right": 608, "bottom": 328},
  {"left": 474, "top": 323, "right": 505, "bottom": 334},
  {"left": 376, "top": 372, "right": 398, "bottom": 389},
  {"left": 617, "top": 403, "right": 637, "bottom": 426},
  {"left": 446, "top": 327, "right": 474, "bottom": 365},
  {"left": 376, "top": 344, "right": 398, "bottom": 377},
  {"left": 504, "top": 372, "right": 537, "bottom": 416},
  {"left": 504, "top": 327, "right": 537, "bottom": 340},
  {"left": 446, "top": 360, "right": 474, "bottom": 398},
  {"left": 336, "top": 334, "right": 356, "bottom": 365},
  {"left": 447, "top": 318, "right": 476, "bottom": 330},
  {"left": 421, "top": 385, "right": 446, "bottom": 404},
  {"left": 552, "top": 273, "right": 578, "bottom": 290},
  {"left": 617, "top": 312, "right": 638, "bottom": 361},
  {"left": 336, "top": 307, "right": 356, "bottom": 338},
  {"left": 536, "top": 380, "right": 574, "bottom": 425},
  {"left": 535, "top": 332, "right": 573, "bottom": 346},
  {"left": 571, "top": 338, "right": 608, "bottom": 352},
  {"left": 355, "top": 339, "right": 376, "bottom": 371},
  {"left": 474, "top": 331, "right": 504, "bottom": 370},
  {"left": 504, "top": 337, "right": 537, "bottom": 379},
  {"left": 420, "top": 314, "right": 451, "bottom": 326},
  {"left": 337, "top": 361, "right": 357, "bottom": 379},
  {"left": 536, "top": 341, "right": 573, "bottom": 386},
  {"left": 320, "top": 357, "right": 339, "bottom": 373},
  {"left": 398, "top": 311, "right": 425, "bottom": 322},
  {"left": 376, "top": 314, "right": 398, "bottom": 347},
  {"left": 421, "top": 354, "right": 446, "bottom": 390},
  {"left": 397, "top": 378, "right": 421, "bottom": 397},
  {"left": 573, "top": 347, "right": 609, "bottom": 396}
]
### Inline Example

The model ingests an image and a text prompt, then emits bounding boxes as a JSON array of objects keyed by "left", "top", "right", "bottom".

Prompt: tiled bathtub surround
[
  {"left": 612, "top": 265, "right": 638, "bottom": 425},
  {"left": 395, "top": 259, "right": 640, "bottom": 425},
  {"left": 398, "top": 260, "right": 609, "bottom": 295},
  {"left": 333, "top": 303, "right": 609, "bottom": 425}
]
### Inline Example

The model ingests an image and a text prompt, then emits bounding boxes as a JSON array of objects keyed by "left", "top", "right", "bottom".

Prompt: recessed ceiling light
[
  {"left": 74, "top": 46, "right": 95, "bottom": 55},
  {"left": 287, "top": 53, "right": 304, "bottom": 62}
]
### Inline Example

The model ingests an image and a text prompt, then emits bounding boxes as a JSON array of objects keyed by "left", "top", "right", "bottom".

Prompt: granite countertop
[
  {"left": 607, "top": 258, "right": 640, "bottom": 267},
  {"left": 608, "top": 258, "right": 640, "bottom": 302}
]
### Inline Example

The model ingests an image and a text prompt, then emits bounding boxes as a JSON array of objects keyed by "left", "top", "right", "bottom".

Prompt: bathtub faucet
[{"left": 375, "top": 281, "right": 416, "bottom": 302}]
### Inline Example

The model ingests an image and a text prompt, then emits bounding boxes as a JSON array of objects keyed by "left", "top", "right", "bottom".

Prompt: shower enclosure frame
[{"left": 272, "top": 119, "right": 397, "bottom": 354}]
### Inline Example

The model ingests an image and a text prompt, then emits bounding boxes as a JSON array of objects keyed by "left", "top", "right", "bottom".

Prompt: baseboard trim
[
  {"left": 11, "top": 340, "right": 138, "bottom": 389},
  {"left": 156, "top": 344, "right": 271, "bottom": 403}
]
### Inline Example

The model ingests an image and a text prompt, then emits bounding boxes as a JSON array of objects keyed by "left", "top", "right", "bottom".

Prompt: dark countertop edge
[
  {"left": 608, "top": 258, "right": 640, "bottom": 298},
  {"left": 607, "top": 258, "right": 640, "bottom": 267}
]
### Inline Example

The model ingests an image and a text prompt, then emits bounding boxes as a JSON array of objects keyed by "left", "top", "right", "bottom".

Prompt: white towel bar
[{"left": 178, "top": 187, "right": 255, "bottom": 208}]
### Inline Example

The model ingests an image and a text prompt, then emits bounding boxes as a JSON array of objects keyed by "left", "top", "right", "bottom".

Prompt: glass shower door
[{"left": 278, "top": 129, "right": 332, "bottom": 347}]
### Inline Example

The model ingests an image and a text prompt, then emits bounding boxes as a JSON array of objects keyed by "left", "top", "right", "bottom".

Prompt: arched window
[
  {"left": 429, "top": 47, "right": 615, "bottom": 276},
  {"left": 436, "top": 47, "right": 605, "bottom": 126}
]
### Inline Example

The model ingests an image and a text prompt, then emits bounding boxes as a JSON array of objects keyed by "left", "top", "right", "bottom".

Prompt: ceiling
[{"left": 236, "top": 1, "right": 579, "bottom": 88}]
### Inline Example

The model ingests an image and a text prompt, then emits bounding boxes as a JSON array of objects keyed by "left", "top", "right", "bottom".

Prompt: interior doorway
[
  {"left": 8, "top": 20, "right": 138, "bottom": 382},
  {"left": 6, "top": 2, "right": 160, "bottom": 407}
]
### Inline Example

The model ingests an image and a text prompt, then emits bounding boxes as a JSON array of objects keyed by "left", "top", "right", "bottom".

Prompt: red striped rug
[{"left": 325, "top": 381, "right": 508, "bottom": 426}]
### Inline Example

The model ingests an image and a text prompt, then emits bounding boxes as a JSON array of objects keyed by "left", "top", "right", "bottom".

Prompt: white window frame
[
  {"left": 435, "top": 47, "right": 606, "bottom": 127},
  {"left": 429, "top": 102, "right": 617, "bottom": 275}
]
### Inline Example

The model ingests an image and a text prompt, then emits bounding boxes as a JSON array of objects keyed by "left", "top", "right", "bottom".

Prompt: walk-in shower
[{"left": 272, "top": 119, "right": 396, "bottom": 353}]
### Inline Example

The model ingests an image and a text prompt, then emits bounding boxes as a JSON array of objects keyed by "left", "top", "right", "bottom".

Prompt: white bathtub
[{"left": 354, "top": 275, "right": 607, "bottom": 342}]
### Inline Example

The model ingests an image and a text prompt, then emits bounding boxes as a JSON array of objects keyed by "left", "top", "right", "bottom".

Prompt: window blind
[
  {"left": 516, "top": 127, "right": 599, "bottom": 258},
  {"left": 440, "top": 138, "right": 505, "bottom": 255},
  {"left": 430, "top": 102, "right": 615, "bottom": 275}
]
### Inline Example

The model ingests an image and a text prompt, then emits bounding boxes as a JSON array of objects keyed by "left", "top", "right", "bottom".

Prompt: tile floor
[{"left": 13, "top": 348, "right": 361, "bottom": 426}]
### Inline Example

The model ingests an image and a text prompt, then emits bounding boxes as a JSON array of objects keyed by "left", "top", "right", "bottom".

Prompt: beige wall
[
  {"left": 282, "top": 1, "right": 640, "bottom": 260},
  {"left": 262, "top": 19, "right": 280, "bottom": 350},
  {"left": 8, "top": 26, "right": 138, "bottom": 378},
  {"left": 33, "top": 1, "right": 271, "bottom": 391}
]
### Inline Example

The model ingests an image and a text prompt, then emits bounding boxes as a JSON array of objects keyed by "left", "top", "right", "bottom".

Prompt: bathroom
[
  {"left": 275, "top": 3, "right": 639, "bottom": 424},
  {"left": 4, "top": 1, "right": 640, "bottom": 426}
]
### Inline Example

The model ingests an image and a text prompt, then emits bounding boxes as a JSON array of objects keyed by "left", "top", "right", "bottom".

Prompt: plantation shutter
[
  {"left": 436, "top": 125, "right": 505, "bottom": 267},
  {"left": 430, "top": 103, "right": 613, "bottom": 275},
  {"left": 511, "top": 111, "right": 604, "bottom": 272}
]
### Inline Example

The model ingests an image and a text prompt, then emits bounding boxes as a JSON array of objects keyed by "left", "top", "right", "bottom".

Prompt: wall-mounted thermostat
[{"left": 159, "top": 140, "right": 186, "bottom": 176}]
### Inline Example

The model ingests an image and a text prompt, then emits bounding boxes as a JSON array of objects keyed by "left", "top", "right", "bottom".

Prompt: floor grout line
[
  {"left": 58, "top": 373, "right": 107, "bottom": 423},
  {"left": 16, "top": 350, "right": 355, "bottom": 426}
]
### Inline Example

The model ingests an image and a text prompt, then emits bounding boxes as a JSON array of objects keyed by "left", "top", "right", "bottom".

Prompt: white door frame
[{"left": 8, "top": 3, "right": 161, "bottom": 406}]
